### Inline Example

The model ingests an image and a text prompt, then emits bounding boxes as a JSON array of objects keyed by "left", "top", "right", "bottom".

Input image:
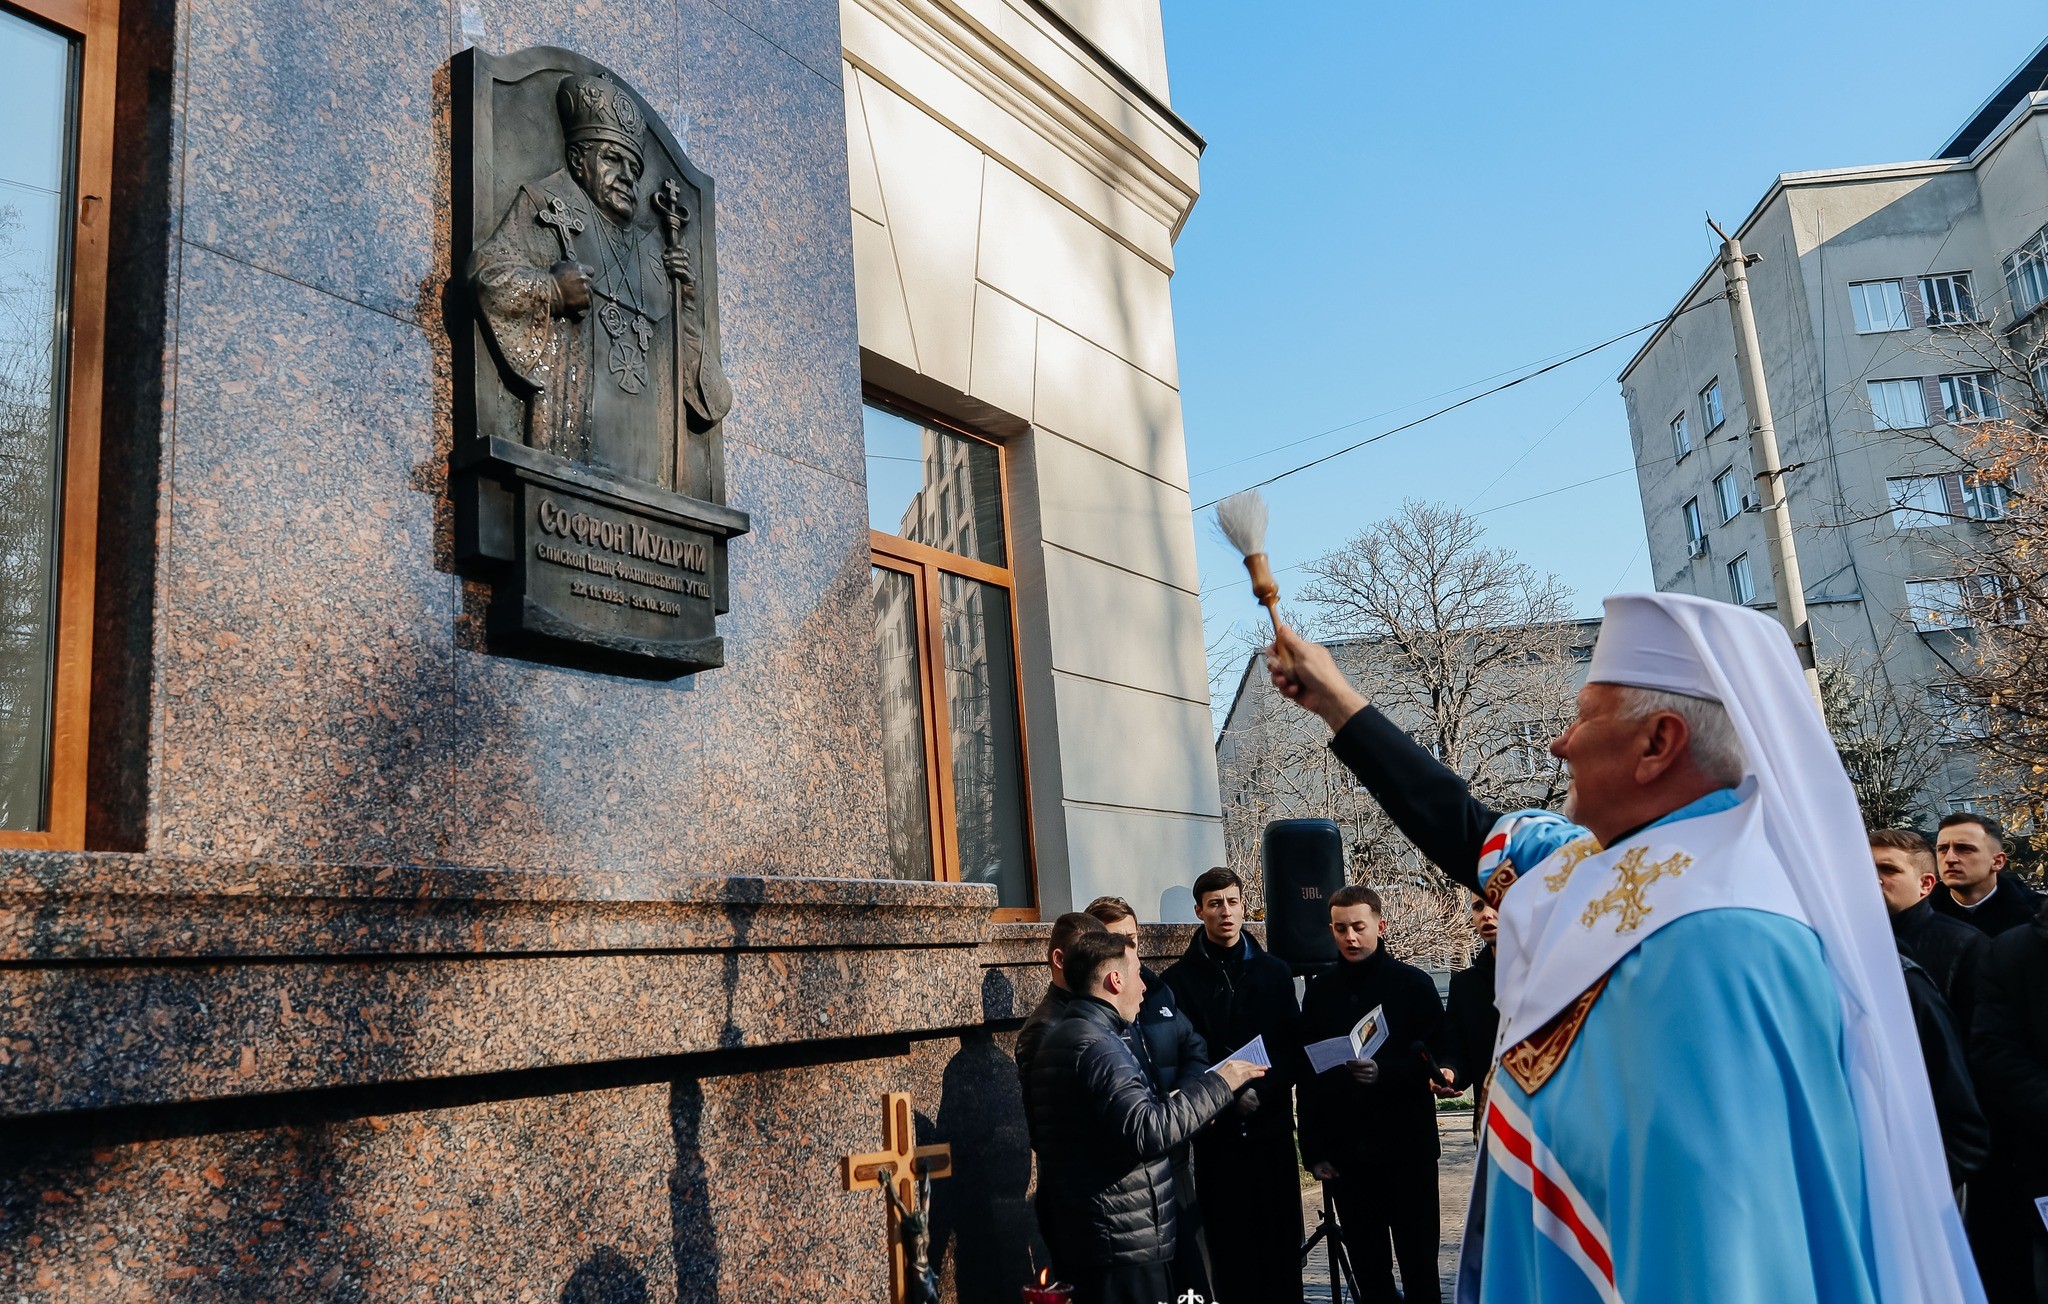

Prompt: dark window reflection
[
  {"left": 864, "top": 404, "right": 1005, "bottom": 566},
  {"left": 871, "top": 567, "right": 933, "bottom": 881},
  {"left": 938, "top": 572, "right": 1030, "bottom": 909},
  {"left": 0, "top": 11, "right": 75, "bottom": 832}
]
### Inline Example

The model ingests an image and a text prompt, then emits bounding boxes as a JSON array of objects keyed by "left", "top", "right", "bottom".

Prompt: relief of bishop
[{"left": 470, "top": 72, "right": 733, "bottom": 489}]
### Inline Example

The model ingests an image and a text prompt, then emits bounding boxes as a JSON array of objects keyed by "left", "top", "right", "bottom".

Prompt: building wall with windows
[
  {"left": 1621, "top": 68, "right": 2048, "bottom": 815},
  {"left": 843, "top": 0, "right": 1223, "bottom": 922}
]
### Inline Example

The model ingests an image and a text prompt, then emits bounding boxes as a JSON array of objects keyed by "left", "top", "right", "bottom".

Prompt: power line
[{"left": 1192, "top": 296, "right": 1726, "bottom": 512}]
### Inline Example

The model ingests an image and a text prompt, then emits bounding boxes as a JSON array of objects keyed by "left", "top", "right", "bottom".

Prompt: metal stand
[{"left": 1300, "top": 1181, "right": 1365, "bottom": 1302}]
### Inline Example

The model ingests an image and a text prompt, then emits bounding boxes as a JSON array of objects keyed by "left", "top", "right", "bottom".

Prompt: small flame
[{"left": 1038, "top": 1269, "right": 1051, "bottom": 1286}]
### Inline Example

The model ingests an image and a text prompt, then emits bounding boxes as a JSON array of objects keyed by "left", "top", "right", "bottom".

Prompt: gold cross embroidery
[
  {"left": 1543, "top": 838, "right": 1603, "bottom": 893},
  {"left": 1579, "top": 847, "right": 1692, "bottom": 933}
]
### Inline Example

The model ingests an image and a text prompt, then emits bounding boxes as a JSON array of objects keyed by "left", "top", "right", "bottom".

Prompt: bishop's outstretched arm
[{"left": 1267, "top": 626, "right": 1500, "bottom": 895}]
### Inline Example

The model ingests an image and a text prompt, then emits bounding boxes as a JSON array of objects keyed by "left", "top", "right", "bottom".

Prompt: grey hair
[{"left": 1612, "top": 686, "right": 1748, "bottom": 787}]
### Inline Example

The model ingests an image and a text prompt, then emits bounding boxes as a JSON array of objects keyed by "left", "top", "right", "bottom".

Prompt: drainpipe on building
[{"left": 1708, "top": 217, "right": 1828, "bottom": 720}]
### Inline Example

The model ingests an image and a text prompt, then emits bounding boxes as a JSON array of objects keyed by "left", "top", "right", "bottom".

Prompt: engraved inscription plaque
[{"left": 452, "top": 45, "right": 748, "bottom": 678}]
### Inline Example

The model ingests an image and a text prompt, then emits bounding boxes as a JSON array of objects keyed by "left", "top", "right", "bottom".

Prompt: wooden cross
[
  {"left": 842, "top": 1092, "right": 952, "bottom": 1303},
  {"left": 1580, "top": 846, "right": 1692, "bottom": 933}
]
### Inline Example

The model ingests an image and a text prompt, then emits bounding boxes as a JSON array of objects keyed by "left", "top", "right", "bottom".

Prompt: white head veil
[{"left": 1587, "top": 592, "right": 1980, "bottom": 1303}]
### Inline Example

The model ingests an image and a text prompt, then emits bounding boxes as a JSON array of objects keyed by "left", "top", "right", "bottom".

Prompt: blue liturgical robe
[{"left": 1461, "top": 791, "right": 1882, "bottom": 1304}]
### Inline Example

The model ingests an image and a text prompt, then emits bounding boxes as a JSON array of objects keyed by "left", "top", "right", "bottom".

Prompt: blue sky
[{"left": 1162, "top": 0, "right": 2046, "bottom": 695}]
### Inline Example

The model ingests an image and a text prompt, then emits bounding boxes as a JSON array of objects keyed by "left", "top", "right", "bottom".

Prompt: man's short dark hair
[
  {"left": 1329, "top": 884, "right": 1383, "bottom": 915},
  {"left": 1048, "top": 911, "right": 1107, "bottom": 965},
  {"left": 1065, "top": 929, "right": 1136, "bottom": 994},
  {"left": 1085, "top": 896, "right": 1137, "bottom": 925},
  {"left": 1938, "top": 811, "right": 2005, "bottom": 848},
  {"left": 1192, "top": 867, "right": 1242, "bottom": 905},
  {"left": 1869, "top": 828, "right": 1935, "bottom": 864}
]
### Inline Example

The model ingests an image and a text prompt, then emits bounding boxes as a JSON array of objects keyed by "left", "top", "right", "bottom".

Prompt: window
[
  {"left": 1907, "top": 576, "right": 2023, "bottom": 631},
  {"left": 2006, "top": 224, "right": 2048, "bottom": 316},
  {"left": 1727, "top": 553, "right": 1756, "bottom": 605},
  {"left": 1963, "top": 476, "right": 2010, "bottom": 521},
  {"left": 1888, "top": 474, "right": 2012, "bottom": 528},
  {"left": 1940, "top": 373, "right": 2004, "bottom": 423},
  {"left": 0, "top": 0, "right": 113, "bottom": 848},
  {"left": 1682, "top": 497, "right": 1705, "bottom": 556},
  {"left": 1927, "top": 682, "right": 1992, "bottom": 744},
  {"left": 1867, "top": 378, "right": 1929, "bottom": 429},
  {"left": 1919, "top": 273, "right": 1978, "bottom": 325},
  {"left": 1670, "top": 412, "right": 1691, "bottom": 459},
  {"left": 1714, "top": 468, "right": 1743, "bottom": 522},
  {"left": 1509, "top": 721, "right": 1561, "bottom": 780},
  {"left": 1700, "top": 380, "right": 1725, "bottom": 431},
  {"left": 866, "top": 401, "right": 1035, "bottom": 915},
  {"left": 1849, "top": 279, "right": 1910, "bottom": 333}
]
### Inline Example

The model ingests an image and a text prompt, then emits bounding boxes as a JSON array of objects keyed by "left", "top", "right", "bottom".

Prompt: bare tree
[
  {"left": 1216, "top": 501, "right": 1586, "bottom": 965},
  {"left": 1817, "top": 653, "right": 1951, "bottom": 829}
]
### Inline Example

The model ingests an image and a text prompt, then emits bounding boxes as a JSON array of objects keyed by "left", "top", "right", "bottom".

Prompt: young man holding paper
[
  {"left": 1299, "top": 885, "right": 1448, "bottom": 1304},
  {"left": 1163, "top": 866, "right": 1305, "bottom": 1304}
]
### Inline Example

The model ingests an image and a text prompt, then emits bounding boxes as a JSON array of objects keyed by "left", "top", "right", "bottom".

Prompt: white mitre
[
  {"left": 1584, "top": 591, "right": 1724, "bottom": 702},
  {"left": 1576, "top": 592, "right": 1982, "bottom": 1303}
]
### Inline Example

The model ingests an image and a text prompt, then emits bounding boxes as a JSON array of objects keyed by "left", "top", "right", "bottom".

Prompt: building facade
[
  {"left": 0, "top": 0, "right": 1217, "bottom": 1296},
  {"left": 1620, "top": 45, "right": 2048, "bottom": 818}
]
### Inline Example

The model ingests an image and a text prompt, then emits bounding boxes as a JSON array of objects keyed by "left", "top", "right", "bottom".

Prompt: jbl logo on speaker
[{"left": 1300, "top": 886, "right": 1323, "bottom": 899}]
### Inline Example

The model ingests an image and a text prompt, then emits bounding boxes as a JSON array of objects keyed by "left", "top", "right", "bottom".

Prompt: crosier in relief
[{"left": 469, "top": 73, "right": 732, "bottom": 487}]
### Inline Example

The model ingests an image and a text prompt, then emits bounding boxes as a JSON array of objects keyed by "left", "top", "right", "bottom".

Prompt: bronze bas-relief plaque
[{"left": 452, "top": 46, "right": 748, "bottom": 678}]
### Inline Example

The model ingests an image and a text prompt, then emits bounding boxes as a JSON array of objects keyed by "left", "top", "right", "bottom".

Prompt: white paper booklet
[
  {"left": 1216, "top": 1034, "right": 1271, "bottom": 1070},
  {"left": 1305, "top": 1004, "right": 1389, "bottom": 1075}
]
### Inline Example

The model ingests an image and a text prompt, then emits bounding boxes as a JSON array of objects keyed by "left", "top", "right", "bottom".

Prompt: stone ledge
[{"left": 0, "top": 851, "right": 997, "bottom": 961}]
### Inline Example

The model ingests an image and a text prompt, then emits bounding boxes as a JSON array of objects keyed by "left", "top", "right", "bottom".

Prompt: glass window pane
[
  {"left": 872, "top": 567, "right": 934, "bottom": 882},
  {"left": 863, "top": 403, "right": 1005, "bottom": 566},
  {"left": 1888, "top": 476, "right": 1946, "bottom": 529},
  {"left": 937, "top": 572, "right": 1031, "bottom": 909},
  {"left": 0, "top": 10, "right": 75, "bottom": 832}
]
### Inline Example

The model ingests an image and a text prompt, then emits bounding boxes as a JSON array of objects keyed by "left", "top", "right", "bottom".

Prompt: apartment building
[{"left": 1620, "top": 41, "right": 2048, "bottom": 816}]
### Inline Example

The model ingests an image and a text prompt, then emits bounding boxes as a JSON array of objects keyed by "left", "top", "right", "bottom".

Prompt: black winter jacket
[
  {"left": 1026, "top": 996, "right": 1236, "bottom": 1267},
  {"left": 1134, "top": 967, "right": 1211, "bottom": 1092},
  {"left": 1441, "top": 944, "right": 1498, "bottom": 1092},
  {"left": 1932, "top": 871, "right": 2041, "bottom": 938},
  {"left": 1016, "top": 981, "right": 1080, "bottom": 1126},
  {"left": 1298, "top": 944, "right": 1447, "bottom": 1170},
  {"left": 1891, "top": 897, "right": 1988, "bottom": 1029},
  {"left": 1162, "top": 930, "right": 1303, "bottom": 1144},
  {"left": 1899, "top": 951, "right": 1988, "bottom": 1187},
  {"left": 1969, "top": 910, "right": 2048, "bottom": 1198}
]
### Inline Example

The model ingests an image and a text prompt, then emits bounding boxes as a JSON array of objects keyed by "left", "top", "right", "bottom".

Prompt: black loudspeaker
[{"left": 1262, "top": 818, "right": 1345, "bottom": 971}]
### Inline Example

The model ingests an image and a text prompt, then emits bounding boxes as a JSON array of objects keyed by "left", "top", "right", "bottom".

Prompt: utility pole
[{"left": 1708, "top": 216, "right": 1826, "bottom": 717}]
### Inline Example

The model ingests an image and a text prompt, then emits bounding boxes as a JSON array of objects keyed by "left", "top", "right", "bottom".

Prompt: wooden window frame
[
  {"left": 0, "top": 0, "right": 115, "bottom": 848},
  {"left": 865, "top": 396, "right": 1039, "bottom": 922}
]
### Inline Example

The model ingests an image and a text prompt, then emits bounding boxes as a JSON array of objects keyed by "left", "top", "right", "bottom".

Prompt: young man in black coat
[
  {"left": 1932, "top": 813, "right": 2041, "bottom": 938},
  {"left": 1873, "top": 829, "right": 1987, "bottom": 1026},
  {"left": 1298, "top": 885, "right": 1447, "bottom": 1304},
  {"left": 1163, "top": 866, "right": 1306, "bottom": 1304},
  {"left": 1029, "top": 929, "right": 1265, "bottom": 1304},
  {"left": 1086, "top": 896, "right": 1214, "bottom": 1302},
  {"left": 1438, "top": 893, "right": 1499, "bottom": 1127},
  {"left": 1969, "top": 908, "right": 2048, "bottom": 1302}
]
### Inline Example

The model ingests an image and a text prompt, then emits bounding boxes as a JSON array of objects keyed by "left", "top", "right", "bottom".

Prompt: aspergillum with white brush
[{"left": 1215, "top": 489, "right": 1290, "bottom": 670}]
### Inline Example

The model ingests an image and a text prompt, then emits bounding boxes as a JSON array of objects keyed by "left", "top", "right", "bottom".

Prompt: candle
[{"left": 1022, "top": 1269, "right": 1073, "bottom": 1303}]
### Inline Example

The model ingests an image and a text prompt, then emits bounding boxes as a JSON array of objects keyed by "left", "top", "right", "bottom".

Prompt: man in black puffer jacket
[
  {"left": 1086, "top": 896, "right": 1214, "bottom": 1302},
  {"left": 1030, "top": 930, "right": 1265, "bottom": 1304}
]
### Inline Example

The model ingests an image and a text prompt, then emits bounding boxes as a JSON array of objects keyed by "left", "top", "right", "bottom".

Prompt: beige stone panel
[
  {"left": 1042, "top": 547, "right": 1207, "bottom": 702},
  {"left": 841, "top": 0, "right": 1188, "bottom": 272},
  {"left": 851, "top": 211, "right": 917, "bottom": 368},
  {"left": 1062, "top": 803, "right": 1226, "bottom": 923},
  {"left": 1034, "top": 0, "right": 1170, "bottom": 100},
  {"left": 859, "top": 72, "right": 986, "bottom": 392},
  {"left": 968, "top": 285, "right": 1037, "bottom": 421},
  {"left": 1033, "top": 429, "right": 1198, "bottom": 590},
  {"left": 1032, "top": 319, "right": 1189, "bottom": 489},
  {"left": 978, "top": 160, "right": 1179, "bottom": 383},
  {"left": 843, "top": 61, "right": 886, "bottom": 222},
  {"left": 1050, "top": 673, "right": 1220, "bottom": 816}
]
